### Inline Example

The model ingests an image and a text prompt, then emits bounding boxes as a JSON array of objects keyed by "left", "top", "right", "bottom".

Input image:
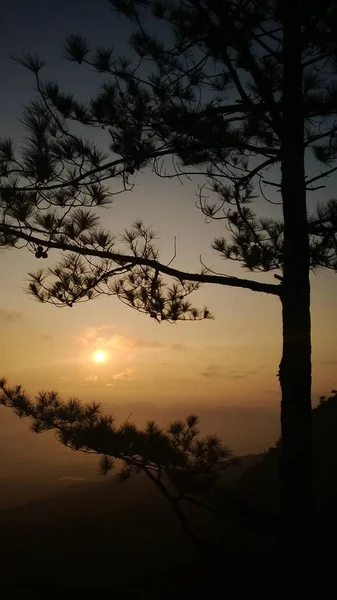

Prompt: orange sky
[
  {"left": 1, "top": 170, "right": 336, "bottom": 411},
  {"left": 1, "top": 0, "right": 337, "bottom": 416}
]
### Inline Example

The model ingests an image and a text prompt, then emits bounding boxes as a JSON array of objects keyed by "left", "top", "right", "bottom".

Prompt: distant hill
[
  {"left": 0, "top": 452, "right": 262, "bottom": 588},
  {"left": 1, "top": 396, "right": 336, "bottom": 591},
  {"left": 0, "top": 402, "right": 280, "bottom": 471},
  {"left": 0, "top": 472, "right": 210, "bottom": 590},
  {"left": 0, "top": 400, "right": 277, "bottom": 510},
  {"left": 234, "top": 392, "right": 337, "bottom": 525},
  {"left": 0, "top": 398, "right": 271, "bottom": 592}
]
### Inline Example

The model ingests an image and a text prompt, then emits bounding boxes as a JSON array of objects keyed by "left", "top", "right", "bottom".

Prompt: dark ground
[
  {"left": 1, "top": 460, "right": 335, "bottom": 596},
  {"left": 1, "top": 394, "right": 337, "bottom": 595}
]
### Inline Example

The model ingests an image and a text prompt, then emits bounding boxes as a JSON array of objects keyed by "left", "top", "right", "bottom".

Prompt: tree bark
[{"left": 279, "top": 0, "right": 313, "bottom": 574}]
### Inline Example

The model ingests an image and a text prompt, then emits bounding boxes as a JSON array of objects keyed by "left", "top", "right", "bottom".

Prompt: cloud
[
  {"left": 106, "top": 383, "right": 114, "bottom": 387},
  {"left": 229, "top": 370, "right": 258, "bottom": 379},
  {"left": 79, "top": 325, "right": 114, "bottom": 343},
  {"left": 171, "top": 344, "right": 186, "bottom": 351},
  {"left": 201, "top": 363, "right": 223, "bottom": 379},
  {"left": 102, "top": 335, "right": 164, "bottom": 350},
  {"left": 78, "top": 326, "right": 164, "bottom": 351},
  {"left": 113, "top": 368, "right": 134, "bottom": 381},
  {"left": 317, "top": 359, "right": 337, "bottom": 366},
  {"left": 201, "top": 364, "right": 258, "bottom": 380},
  {"left": 136, "top": 339, "right": 165, "bottom": 348},
  {"left": 85, "top": 374, "right": 98, "bottom": 382},
  {"left": 0, "top": 309, "right": 24, "bottom": 323}
]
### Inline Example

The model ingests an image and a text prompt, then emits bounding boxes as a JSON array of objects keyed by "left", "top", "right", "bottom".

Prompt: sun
[{"left": 92, "top": 350, "right": 107, "bottom": 363}]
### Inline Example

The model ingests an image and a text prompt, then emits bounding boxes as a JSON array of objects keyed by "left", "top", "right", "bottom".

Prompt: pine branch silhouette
[{"left": 0, "top": 378, "right": 236, "bottom": 553}]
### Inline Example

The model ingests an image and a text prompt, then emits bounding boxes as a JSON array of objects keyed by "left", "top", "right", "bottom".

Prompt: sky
[{"left": 1, "top": 0, "right": 337, "bottom": 437}]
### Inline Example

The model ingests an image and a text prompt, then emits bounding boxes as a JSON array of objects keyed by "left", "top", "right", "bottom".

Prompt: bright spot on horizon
[{"left": 92, "top": 350, "right": 108, "bottom": 363}]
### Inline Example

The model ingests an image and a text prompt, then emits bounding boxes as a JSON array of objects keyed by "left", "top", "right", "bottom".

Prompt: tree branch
[
  {"left": 305, "top": 166, "right": 337, "bottom": 186},
  {"left": 143, "top": 466, "right": 205, "bottom": 556},
  {"left": 1, "top": 225, "right": 281, "bottom": 296}
]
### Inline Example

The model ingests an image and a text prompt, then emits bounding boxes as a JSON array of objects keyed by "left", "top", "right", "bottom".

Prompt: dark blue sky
[
  {"left": 1, "top": 0, "right": 134, "bottom": 137},
  {"left": 2, "top": 0, "right": 130, "bottom": 58}
]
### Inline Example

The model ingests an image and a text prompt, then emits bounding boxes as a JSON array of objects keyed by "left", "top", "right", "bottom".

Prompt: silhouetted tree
[
  {"left": 1, "top": 0, "right": 337, "bottom": 563},
  {"left": 0, "top": 378, "right": 235, "bottom": 554},
  {"left": 232, "top": 390, "right": 337, "bottom": 533}
]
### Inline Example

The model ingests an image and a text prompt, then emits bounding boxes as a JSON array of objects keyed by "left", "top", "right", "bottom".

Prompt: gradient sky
[{"left": 1, "top": 0, "right": 336, "bottom": 419}]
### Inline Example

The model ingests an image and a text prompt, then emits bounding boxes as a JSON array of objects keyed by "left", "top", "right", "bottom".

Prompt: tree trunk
[{"left": 279, "top": 0, "right": 313, "bottom": 573}]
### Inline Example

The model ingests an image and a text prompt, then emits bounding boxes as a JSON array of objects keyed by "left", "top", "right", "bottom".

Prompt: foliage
[
  {"left": 26, "top": 221, "right": 210, "bottom": 321},
  {"left": 0, "top": 377, "right": 235, "bottom": 550},
  {"left": 1, "top": 1, "right": 337, "bottom": 318}
]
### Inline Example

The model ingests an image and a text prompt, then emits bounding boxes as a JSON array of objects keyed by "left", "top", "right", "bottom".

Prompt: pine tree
[
  {"left": 0, "top": 378, "right": 235, "bottom": 555},
  {"left": 1, "top": 0, "right": 337, "bottom": 567}
]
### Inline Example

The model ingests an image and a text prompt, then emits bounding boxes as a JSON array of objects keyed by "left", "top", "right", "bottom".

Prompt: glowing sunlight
[{"left": 92, "top": 350, "right": 108, "bottom": 363}]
